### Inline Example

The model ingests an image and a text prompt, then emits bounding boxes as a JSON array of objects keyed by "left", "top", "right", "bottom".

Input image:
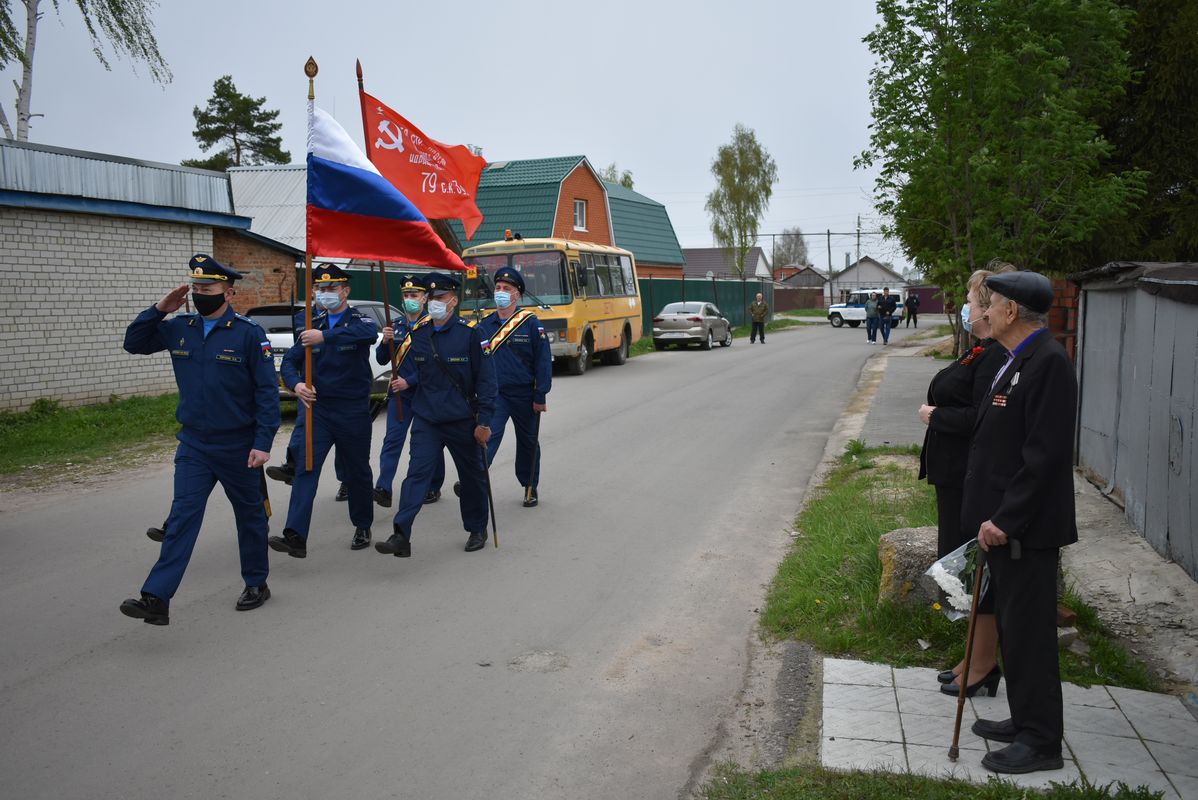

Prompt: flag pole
[
  {"left": 303, "top": 56, "right": 318, "bottom": 471},
  {"left": 357, "top": 59, "right": 402, "bottom": 418}
]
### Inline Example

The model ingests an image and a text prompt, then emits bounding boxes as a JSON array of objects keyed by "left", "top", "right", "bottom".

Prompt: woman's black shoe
[
  {"left": 937, "top": 669, "right": 957, "bottom": 684},
  {"left": 940, "top": 665, "right": 1001, "bottom": 697}
]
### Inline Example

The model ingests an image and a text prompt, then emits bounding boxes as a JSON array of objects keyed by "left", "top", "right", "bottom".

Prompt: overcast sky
[{"left": 1, "top": 0, "right": 907, "bottom": 270}]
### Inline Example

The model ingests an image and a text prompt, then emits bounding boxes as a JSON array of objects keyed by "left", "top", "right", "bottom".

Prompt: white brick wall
[{"left": 0, "top": 208, "right": 214, "bottom": 410}]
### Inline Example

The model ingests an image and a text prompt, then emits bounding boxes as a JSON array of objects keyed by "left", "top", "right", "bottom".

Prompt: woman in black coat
[{"left": 918, "top": 267, "right": 1008, "bottom": 696}]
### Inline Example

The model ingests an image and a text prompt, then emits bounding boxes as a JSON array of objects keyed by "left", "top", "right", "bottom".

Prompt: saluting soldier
[
  {"left": 475, "top": 266, "right": 552, "bottom": 507},
  {"left": 269, "top": 264, "right": 376, "bottom": 557},
  {"left": 119, "top": 254, "right": 280, "bottom": 625},
  {"left": 375, "top": 272, "right": 497, "bottom": 558},
  {"left": 373, "top": 274, "right": 446, "bottom": 507}
]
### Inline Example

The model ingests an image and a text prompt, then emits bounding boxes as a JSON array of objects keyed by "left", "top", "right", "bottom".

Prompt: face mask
[
  {"left": 315, "top": 291, "right": 341, "bottom": 310},
  {"left": 428, "top": 299, "right": 449, "bottom": 320},
  {"left": 403, "top": 298, "right": 423, "bottom": 315},
  {"left": 192, "top": 291, "right": 225, "bottom": 317},
  {"left": 960, "top": 303, "right": 973, "bottom": 335},
  {"left": 493, "top": 291, "right": 512, "bottom": 309}
]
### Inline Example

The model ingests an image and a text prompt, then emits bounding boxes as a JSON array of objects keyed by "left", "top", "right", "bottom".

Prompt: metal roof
[
  {"left": 603, "top": 181, "right": 684, "bottom": 266},
  {"left": 0, "top": 138, "right": 234, "bottom": 214},
  {"left": 681, "top": 247, "right": 773, "bottom": 279},
  {"left": 228, "top": 164, "right": 307, "bottom": 251}
]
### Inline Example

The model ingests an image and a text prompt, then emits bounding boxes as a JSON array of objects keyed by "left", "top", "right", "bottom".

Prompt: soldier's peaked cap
[
  {"left": 492, "top": 266, "right": 525, "bottom": 294},
  {"left": 984, "top": 271, "right": 1054, "bottom": 314},
  {"left": 425, "top": 272, "right": 460, "bottom": 296},
  {"left": 400, "top": 274, "right": 428, "bottom": 292},
  {"left": 313, "top": 263, "right": 350, "bottom": 284},
  {"left": 188, "top": 254, "right": 241, "bottom": 284}
]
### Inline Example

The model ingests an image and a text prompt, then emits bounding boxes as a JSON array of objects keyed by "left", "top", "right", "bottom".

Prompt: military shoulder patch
[{"left": 459, "top": 318, "right": 477, "bottom": 328}]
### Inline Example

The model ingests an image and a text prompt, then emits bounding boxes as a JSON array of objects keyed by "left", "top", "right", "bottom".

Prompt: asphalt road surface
[{"left": 0, "top": 322, "right": 918, "bottom": 799}]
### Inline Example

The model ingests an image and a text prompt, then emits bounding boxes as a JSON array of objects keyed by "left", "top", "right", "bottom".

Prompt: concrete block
[{"left": 878, "top": 526, "right": 939, "bottom": 606}]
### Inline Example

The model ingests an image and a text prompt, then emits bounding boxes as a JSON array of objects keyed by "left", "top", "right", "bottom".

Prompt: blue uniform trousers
[
  {"left": 486, "top": 391, "right": 541, "bottom": 489},
  {"left": 393, "top": 415, "right": 488, "bottom": 537},
  {"left": 287, "top": 408, "right": 346, "bottom": 483},
  {"left": 283, "top": 399, "right": 373, "bottom": 539},
  {"left": 143, "top": 441, "right": 269, "bottom": 601},
  {"left": 376, "top": 393, "right": 445, "bottom": 493}
]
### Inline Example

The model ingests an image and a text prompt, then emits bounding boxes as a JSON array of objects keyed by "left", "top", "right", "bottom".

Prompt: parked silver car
[{"left": 652, "top": 301, "right": 733, "bottom": 350}]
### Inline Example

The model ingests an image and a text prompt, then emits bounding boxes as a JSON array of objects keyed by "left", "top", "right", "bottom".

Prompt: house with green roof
[{"left": 446, "top": 156, "right": 684, "bottom": 276}]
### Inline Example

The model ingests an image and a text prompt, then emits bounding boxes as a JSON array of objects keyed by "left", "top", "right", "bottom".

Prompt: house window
[{"left": 573, "top": 199, "right": 587, "bottom": 231}]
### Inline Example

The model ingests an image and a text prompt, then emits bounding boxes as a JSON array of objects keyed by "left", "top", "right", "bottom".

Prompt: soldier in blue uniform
[
  {"left": 269, "top": 264, "right": 376, "bottom": 557},
  {"left": 375, "top": 272, "right": 497, "bottom": 557},
  {"left": 372, "top": 274, "right": 447, "bottom": 507},
  {"left": 476, "top": 266, "right": 552, "bottom": 507},
  {"left": 119, "top": 254, "right": 280, "bottom": 625}
]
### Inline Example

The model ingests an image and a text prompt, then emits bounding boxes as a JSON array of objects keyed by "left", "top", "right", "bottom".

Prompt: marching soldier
[
  {"left": 119, "top": 254, "right": 279, "bottom": 625},
  {"left": 269, "top": 264, "right": 376, "bottom": 557},
  {"left": 475, "top": 266, "right": 552, "bottom": 506},
  {"left": 375, "top": 272, "right": 497, "bottom": 557}
]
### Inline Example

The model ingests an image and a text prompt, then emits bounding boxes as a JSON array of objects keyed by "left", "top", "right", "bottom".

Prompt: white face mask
[
  {"left": 493, "top": 290, "right": 512, "bottom": 309},
  {"left": 315, "top": 291, "right": 342, "bottom": 310},
  {"left": 428, "top": 299, "right": 449, "bottom": 320}
]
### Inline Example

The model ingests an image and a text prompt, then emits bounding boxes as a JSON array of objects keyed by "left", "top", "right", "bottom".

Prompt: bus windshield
[{"left": 465, "top": 251, "right": 571, "bottom": 307}]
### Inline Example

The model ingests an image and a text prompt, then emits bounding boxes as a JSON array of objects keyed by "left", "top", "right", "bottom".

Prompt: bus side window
[{"left": 619, "top": 255, "right": 635, "bottom": 295}]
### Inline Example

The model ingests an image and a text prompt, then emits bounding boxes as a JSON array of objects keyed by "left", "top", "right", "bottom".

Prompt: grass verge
[
  {"left": 0, "top": 395, "right": 180, "bottom": 474},
  {"left": 777, "top": 308, "right": 827, "bottom": 318},
  {"left": 760, "top": 444, "right": 1159, "bottom": 691},
  {"left": 699, "top": 763, "right": 1164, "bottom": 800}
]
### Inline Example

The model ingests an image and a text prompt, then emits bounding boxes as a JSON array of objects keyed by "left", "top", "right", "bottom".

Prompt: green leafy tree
[
  {"left": 0, "top": 0, "right": 171, "bottom": 140},
  {"left": 599, "top": 162, "right": 634, "bottom": 189},
  {"left": 771, "top": 225, "right": 810, "bottom": 268},
  {"left": 705, "top": 124, "right": 779, "bottom": 277},
  {"left": 859, "top": 0, "right": 1145, "bottom": 351},
  {"left": 182, "top": 75, "right": 290, "bottom": 170}
]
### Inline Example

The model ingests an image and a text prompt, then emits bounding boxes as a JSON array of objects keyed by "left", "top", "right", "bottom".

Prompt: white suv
[{"left": 827, "top": 290, "right": 904, "bottom": 329}]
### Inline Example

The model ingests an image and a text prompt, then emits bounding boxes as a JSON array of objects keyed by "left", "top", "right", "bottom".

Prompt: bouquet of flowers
[{"left": 923, "top": 540, "right": 989, "bottom": 621}]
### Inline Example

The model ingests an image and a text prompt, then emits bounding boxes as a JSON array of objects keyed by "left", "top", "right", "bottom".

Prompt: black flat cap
[{"left": 984, "top": 271, "right": 1054, "bottom": 314}]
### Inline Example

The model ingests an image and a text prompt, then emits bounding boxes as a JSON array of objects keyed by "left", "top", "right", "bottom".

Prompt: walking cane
[
  {"left": 948, "top": 547, "right": 986, "bottom": 761},
  {"left": 525, "top": 406, "right": 542, "bottom": 506},
  {"left": 479, "top": 440, "right": 499, "bottom": 548}
]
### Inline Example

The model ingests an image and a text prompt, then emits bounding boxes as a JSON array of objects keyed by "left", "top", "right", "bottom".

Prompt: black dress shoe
[
  {"left": 465, "top": 531, "right": 487, "bottom": 552},
  {"left": 452, "top": 481, "right": 461, "bottom": 497},
  {"left": 375, "top": 530, "right": 411, "bottom": 557},
  {"left": 265, "top": 465, "right": 294, "bottom": 486},
  {"left": 350, "top": 527, "right": 371, "bottom": 550},
  {"left": 146, "top": 524, "right": 166, "bottom": 543},
  {"left": 941, "top": 665, "right": 1001, "bottom": 697},
  {"left": 522, "top": 488, "right": 538, "bottom": 508},
  {"left": 335, "top": 483, "right": 349, "bottom": 502},
  {"left": 373, "top": 487, "right": 392, "bottom": 508},
  {"left": 937, "top": 669, "right": 957, "bottom": 684},
  {"left": 268, "top": 529, "right": 307, "bottom": 559},
  {"left": 120, "top": 593, "right": 169, "bottom": 626},
  {"left": 981, "top": 741, "right": 1064, "bottom": 774},
  {"left": 236, "top": 584, "right": 270, "bottom": 611},
  {"left": 423, "top": 489, "right": 441, "bottom": 504},
  {"left": 972, "top": 717, "right": 1017, "bottom": 743}
]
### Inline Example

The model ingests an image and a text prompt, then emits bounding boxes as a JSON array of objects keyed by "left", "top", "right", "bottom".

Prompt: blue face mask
[
  {"left": 315, "top": 291, "right": 341, "bottom": 311},
  {"left": 428, "top": 299, "right": 449, "bottom": 321},
  {"left": 493, "top": 291, "right": 512, "bottom": 309},
  {"left": 960, "top": 303, "right": 973, "bottom": 335},
  {"left": 403, "top": 298, "right": 423, "bottom": 315}
]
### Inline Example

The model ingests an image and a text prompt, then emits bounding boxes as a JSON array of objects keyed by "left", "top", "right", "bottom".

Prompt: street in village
[{"left": 0, "top": 322, "right": 922, "bottom": 800}]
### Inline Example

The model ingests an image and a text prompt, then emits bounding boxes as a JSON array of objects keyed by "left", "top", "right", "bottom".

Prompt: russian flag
[{"left": 306, "top": 101, "right": 464, "bottom": 269}]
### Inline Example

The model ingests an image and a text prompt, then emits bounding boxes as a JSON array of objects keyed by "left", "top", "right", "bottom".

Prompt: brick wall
[
  {"left": 0, "top": 207, "right": 212, "bottom": 410},
  {"left": 212, "top": 229, "right": 300, "bottom": 312},
  {"left": 552, "top": 166, "right": 613, "bottom": 245},
  {"left": 1050, "top": 278, "right": 1080, "bottom": 363},
  {"left": 637, "top": 263, "right": 684, "bottom": 278}
]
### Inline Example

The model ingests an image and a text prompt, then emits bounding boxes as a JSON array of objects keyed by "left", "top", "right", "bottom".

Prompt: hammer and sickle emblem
[{"left": 375, "top": 120, "right": 404, "bottom": 152}]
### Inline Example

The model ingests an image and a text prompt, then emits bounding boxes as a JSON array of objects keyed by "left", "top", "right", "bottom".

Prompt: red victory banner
[{"left": 358, "top": 90, "right": 486, "bottom": 240}]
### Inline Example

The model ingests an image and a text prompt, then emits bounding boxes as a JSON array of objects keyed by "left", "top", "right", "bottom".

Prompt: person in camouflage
[{"left": 749, "top": 293, "right": 768, "bottom": 344}]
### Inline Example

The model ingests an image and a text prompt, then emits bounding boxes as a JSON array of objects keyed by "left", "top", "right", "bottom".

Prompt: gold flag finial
[{"left": 305, "top": 56, "right": 318, "bottom": 101}]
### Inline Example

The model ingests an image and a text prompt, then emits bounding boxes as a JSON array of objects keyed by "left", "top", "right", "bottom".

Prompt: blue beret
[
  {"left": 493, "top": 266, "right": 526, "bottom": 294},
  {"left": 425, "top": 272, "right": 460, "bottom": 296},
  {"left": 984, "top": 271, "right": 1054, "bottom": 314},
  {"left": 188, "top": 253, "right": 241, "bottom": 284}
]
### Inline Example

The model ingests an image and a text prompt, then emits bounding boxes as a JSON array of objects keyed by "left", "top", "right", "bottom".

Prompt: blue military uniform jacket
[
  {"left": 478, "top": 310, "right": 553, "bottom": 405},
  {"left": 281, "top": 305, "right": 377, "bottom": 401},
  {"left": 374, "top": 314, "right": 428, "bottom": 401},
  {"left": 398, "top": 315, "right": 497, "bottom": 424},
  {"left": 124, "top": 304, "right": 280, "bottom": 452}
]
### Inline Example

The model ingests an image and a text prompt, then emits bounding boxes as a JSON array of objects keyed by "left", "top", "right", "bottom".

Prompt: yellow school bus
[{"left": 461, "top": 236, "right": 642, "bottom": 375}]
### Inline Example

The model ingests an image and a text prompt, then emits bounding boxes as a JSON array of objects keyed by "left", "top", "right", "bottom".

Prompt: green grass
[
  {"left": 732, "top": 318, "right": 812, "bottom": 338},
  {"left": 699, "top": 763, "right": 1165, "bottom": 800},
  {"left": 760, "top": 444, "right": 1159, "bottom": 690},
  {"left": 629, "top": 336, "right": 657, "bottom": 358},
  {"left": 0, "top": 395, "right": 181, "bottom": 474},
  {"left": 777, "top": 308, "right": 827, "bottom": 318}
]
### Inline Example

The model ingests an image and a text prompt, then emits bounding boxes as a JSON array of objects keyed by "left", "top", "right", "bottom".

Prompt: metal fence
[{"left": 637, "top": 276, "right": 774, "bottom": 333}]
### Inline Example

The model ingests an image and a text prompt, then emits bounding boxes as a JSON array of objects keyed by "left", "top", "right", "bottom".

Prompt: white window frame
[{"left": 573, "top": 199, "right": 587, "bottom": 231}]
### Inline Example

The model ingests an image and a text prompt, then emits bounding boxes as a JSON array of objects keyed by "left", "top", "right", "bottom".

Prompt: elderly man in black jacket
[{"left": 962, "top": 270, "right": 1078, "bottom": 775}]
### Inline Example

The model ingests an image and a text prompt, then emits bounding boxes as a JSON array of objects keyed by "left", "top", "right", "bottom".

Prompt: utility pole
[{"left": 855, "top": 215, "right": 861, "bottom": 269}]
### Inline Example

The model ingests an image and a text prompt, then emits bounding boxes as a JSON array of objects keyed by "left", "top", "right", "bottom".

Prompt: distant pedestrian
[
  {"left": 877, "top": 287, "right": 898, "bottom": 344},
  {"left": 905, "top": 293, "right": 921, "bottom": 327},
  {"left": 120, "top": 254, "right": 280, "bottom": 626},
  {"left": 864, "top": 292, "right": 880, "bottom": 344},
  {"left": 749, "top": 293, "right": 768, "bottom": 343}
]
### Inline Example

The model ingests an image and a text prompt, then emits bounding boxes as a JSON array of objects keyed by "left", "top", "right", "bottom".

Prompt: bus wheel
[
  {"left": 603, "top": 329, "right": 630, "bottom": 366},
  {"left": 568, "top": 335, "right": 591, "bottom": 375}
]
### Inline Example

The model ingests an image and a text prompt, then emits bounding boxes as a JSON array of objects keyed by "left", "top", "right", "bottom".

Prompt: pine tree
[{"left": 182, "top": 75, "right": 289, "bottom": 170}]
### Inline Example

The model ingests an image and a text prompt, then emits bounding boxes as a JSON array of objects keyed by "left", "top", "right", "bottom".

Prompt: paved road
[{"left": 0, "top": 322, "right": 921, "bottom": 799}]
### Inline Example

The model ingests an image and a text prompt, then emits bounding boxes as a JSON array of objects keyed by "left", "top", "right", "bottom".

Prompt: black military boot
[
  {"left": 350, "top": 527, "right": 371, "bottom": 550},
  {"left": 375, "top": 525, "right": 411, "bottom": 557},
  {"left": 120, "top": 593, "right": 169, "bottom": 626},
  {"left": 145, "top": 520, "right": 168, "bottom": 542},
  {"left": 335, "top": 482, "right": 350, "bottom": 502},
  {"left": 235, "top": 584, "right": 270, "bottom": 611},
  {"left": 522, "top": 488, "right": 539, "bottom": 508},
  {"left": 265, "top": 464, "right": 295, "bottom": 485},
  {"left": 465, "top": 531, "right": 487, "bottom": 552},
  {"left": 423, "top": 489, "right": 441, "bottom": 504},
  {"left": 268, "top": 528, "right": 307, "bottom": 559},
  {"left": 373, "top": 487, "right": 392, "bottom": 508}
]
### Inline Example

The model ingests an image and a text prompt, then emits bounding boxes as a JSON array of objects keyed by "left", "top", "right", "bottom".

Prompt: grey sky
[{"left": 2, "top": 0, "right": 906, "bottom": 270}]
